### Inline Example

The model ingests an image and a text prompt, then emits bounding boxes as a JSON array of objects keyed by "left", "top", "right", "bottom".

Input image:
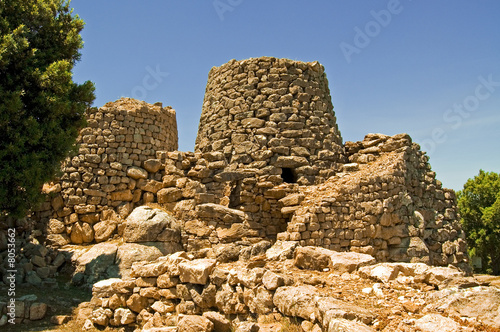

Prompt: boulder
[
  {"left": 48, "top": 219, "right": 65, "bottom": 234},
  {"left": 189, "top": 284, "right": 217, "bottom": 309},
  {"left": 46, "top": 234, "right": 70, "bottom": 246},
  {"left": 72, "top": 242, "right": 119, "bottom": 283},
  {"left": 215, "top": 243, "right": 242, "bottom": 263},
  {"left": 217, "top": 223, "right": 251, "bottom": 242},
  {"left": 91, "top": 307, "right": 113, "bottom": 326},
  {"left": 123, "top": 206, "right": 180, "bottom": 243},
  {"left": 240, "top": 240, "right": 272, "bottom": 260}
]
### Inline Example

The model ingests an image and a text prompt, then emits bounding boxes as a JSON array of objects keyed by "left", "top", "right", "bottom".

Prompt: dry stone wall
[
  {"left": 26, "top": 57, "right": 469, "bottom": 269},
  {"left": 196, "top": 57, "right": 346, "bottom": 186},
  {"left": 278, "top": 134, "right": 468, "bottom": 270},
  {"left": 32, "top": 98, "right": 178, "bottom": 246}
]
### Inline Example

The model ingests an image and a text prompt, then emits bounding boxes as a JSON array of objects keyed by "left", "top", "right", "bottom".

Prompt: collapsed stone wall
[
  {"left": 196, "top": 57, "right": 346, "bottom": 185},
  {"left": 32, "top": 98, "right": 178, "bottom": 246},
  {"left": 278, "top": 134, "right": 468, "bottom": 269}
]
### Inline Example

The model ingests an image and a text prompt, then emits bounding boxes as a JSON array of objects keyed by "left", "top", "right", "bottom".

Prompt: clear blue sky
[{"left": 71, "top": 0, "right": 500, "bottom": 191}]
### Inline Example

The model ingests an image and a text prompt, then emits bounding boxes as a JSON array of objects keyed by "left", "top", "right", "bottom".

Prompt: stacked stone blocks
[{"left": 31, "top": 57, "right": 469, "bottom": 268}]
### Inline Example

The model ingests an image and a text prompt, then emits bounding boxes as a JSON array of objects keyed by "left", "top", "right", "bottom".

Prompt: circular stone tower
[{"left": 195, "top": 57, "right": 346, "bottom": 184}]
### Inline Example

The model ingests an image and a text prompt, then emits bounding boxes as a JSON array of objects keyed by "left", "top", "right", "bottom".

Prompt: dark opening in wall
[
  {"left": 281, "top": 168, "right": 297, "bottom": 183},
  {"left": 229, "top": 181, "right": 242, "bottom": 208}
]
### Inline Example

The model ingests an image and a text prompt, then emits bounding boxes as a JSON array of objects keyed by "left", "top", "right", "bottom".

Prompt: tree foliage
[
  {"left": 457, "top": 170, "right": 500, "bottom": 274},
  {"left": 0, "top": 0, "right": 95, "bottom": 216}
]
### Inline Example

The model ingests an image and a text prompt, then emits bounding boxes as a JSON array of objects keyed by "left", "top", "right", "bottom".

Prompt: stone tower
[{"left": 195, "top": 57, "right": 346, "bottom": 185}]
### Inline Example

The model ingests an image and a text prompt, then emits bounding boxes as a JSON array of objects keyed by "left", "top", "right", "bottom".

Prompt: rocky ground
[{"left": 4, "top": 243, "right": 497, "bottom": 332}]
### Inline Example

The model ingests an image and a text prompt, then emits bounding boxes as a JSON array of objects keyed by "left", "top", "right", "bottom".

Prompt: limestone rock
[
  {"left": 328, "top": 250, "right": 376, "bottom": 273},
  {"left": 143, "top": 159, "right": 162, "bottom": 173},
  {"left": 217, "top": 223, "right": 251, "bottom": 242},
  {"left": 326, "top": 318, "right": 375, "bottom": 332},
  {"left": 273, "top": 285, "right": 318, "bottom": 321},
  {"left": 265, "top": 241, "right": 298, "bottom": 261},
  {"left": 414, "top": 314, "right": 461, "bottom": 332},
  {"left": 197, "top": 203, "right": 245, "bottom": 223},
  {"left": 92, "top": 278, "right": 134, "bottom": 298},
  {"left": 91, "top": 307, "right": 113, "bottom": 326},
  {"left": 294, "top": 246, "right": 331, "bottom": 271},
  {"left": 177, "top": 315, "right": 214, "bottom": 332},
  {"left": 262, "top": 270, "right": 285, "bottom": 290},
  {"left": 215, "top": 243, "right": 242, "bottom": 263},
  {"left": 73, "top": 242, "right": 119, "bottom": 283},
  {"left": 243, "top": 285, "right": 274, "bottom": 315},
  {"left": 279, "top": 193, "right": 305, "bottom": 207},
  {"left": 179, "top": 259, "right": 216, "bottom": 285},
  {"left": 46, "top": 234, "right": 70, "bottom": 246},
  {"left": 126, "top": 294, "right": 149, "bottom": 313},
  {"left": 190, "top": 284, "right": 217, "bottom": 309},
  {"left": 203, "top": 311, "right": 232, "bottom": 332},
  {"left": 215, "top": 283, "right": 248, "bottom": 315},
  {"left": 424, "top": 286, "right": 500, "bottom": 329},
  {"left": 123, "top": 206, "right": 180, "bottom": 243},
  {"left": 29, "top": 302, "right": 47, "bottom": 320},
  {"left": 131, "top": 258, "right": 170, "bottom": 278},
  {"left": 127, "top": 166, "right": 148, "bottom": 179},
  {"left": 317, "top": 297, "right": 375, "bottom": 325},
  {"left": 115, "top": 243, "right": 164, "bottom": 278},
  {"left": 157, "top": 187, "right": 183, "bottom": 203},
  {"left": 48, "top": 219, "right": 65, "bottom": 234},
  {"left": 93, "top": 220, "right": 117, "bottom": 243},
  {"left": 234, "top": 321, "right": 260, "bottom": 332},
  {"left": 358, "top": 263, "right": 401, "bottom": 283},
  {"left": 157, "top": 274, "right": 179, "bottom": 288}
]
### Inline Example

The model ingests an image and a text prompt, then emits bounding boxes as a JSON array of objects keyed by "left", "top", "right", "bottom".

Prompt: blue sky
[{"left": 71, "top": 0, "right": 500, "bottom": 191}]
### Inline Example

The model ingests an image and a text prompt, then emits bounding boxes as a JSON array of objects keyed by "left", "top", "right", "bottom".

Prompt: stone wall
[
  {"left": 278, "top": 134, "right": 468, "bottom": 269},
  {"left": 32, "top": 98, "right": 178, "bottom": 246},
  {"left": 196, "top": 57, "right": 346, "bottom": 186},
  {"left": 27, "top": 57, "right": 469, "bottom": 269}
]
